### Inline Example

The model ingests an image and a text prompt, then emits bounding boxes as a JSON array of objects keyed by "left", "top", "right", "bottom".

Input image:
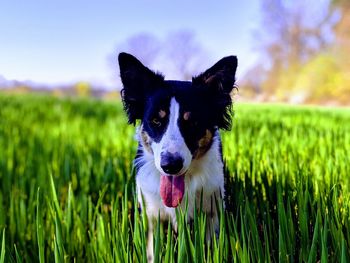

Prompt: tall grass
[{"left": 0, "top": 94, "right": 349, "bottom": 262}]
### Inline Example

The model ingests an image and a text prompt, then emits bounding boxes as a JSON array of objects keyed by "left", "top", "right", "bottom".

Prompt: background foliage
[{"left": 241, "top": 0, "right": 350, "bottom": 104}]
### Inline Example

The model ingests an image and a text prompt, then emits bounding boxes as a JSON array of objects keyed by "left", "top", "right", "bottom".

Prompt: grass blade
[
  {"left": 154, "top": 213, "right": 161, "bottom": 263},
  {"left": 0, "top": 229, "right": 5, "bottom": 263},
  {"left": 36, "top": 188, "right": 45, "bottom": 263},
  {"left": 14, "top": 244, "right": 22, "bottom": 263},
  {"left": 307, "top": 210, "right": 320, "bottom": 263}
]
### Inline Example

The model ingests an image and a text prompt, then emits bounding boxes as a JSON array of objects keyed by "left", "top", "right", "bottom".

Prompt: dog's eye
[
  {"left": 183, "top": 112, "right": 191, "bottom": 121},
  {"left": 152, "top": 118, "right": 161, "bottom": 127},
  {"left": 183, "top": 112, "right": 199, "bottom": 128},
  {"left": 192, "top": 121, "right": 199, "bottom": 127}
]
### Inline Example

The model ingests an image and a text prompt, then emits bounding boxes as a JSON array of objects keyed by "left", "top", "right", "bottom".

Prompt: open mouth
[{"left": 160, "top": 173, "right": 185, "bottom": 208}]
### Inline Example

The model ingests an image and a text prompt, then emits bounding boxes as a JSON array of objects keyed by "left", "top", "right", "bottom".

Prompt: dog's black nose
[{"left": 160, "top": 152, "right": 184, "bottom": 174}]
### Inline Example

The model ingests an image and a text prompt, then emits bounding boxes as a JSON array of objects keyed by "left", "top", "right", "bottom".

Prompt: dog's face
[{"left": 118, "top": 53, "right": 237, "bottom": 205}]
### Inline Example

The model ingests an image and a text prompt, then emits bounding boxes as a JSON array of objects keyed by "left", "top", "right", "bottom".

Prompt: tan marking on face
[
  {"left": 159, "top": 110, "right": 166, "bottom": 119},
  {"left": 183, "top": 111, "right": 191, "bottom": 121},
  {"left": 194, "top": 129, "right": 213, "bottom": 159},
  {"left": 141, "top": 130, "right": 153, "bottom": 154}
]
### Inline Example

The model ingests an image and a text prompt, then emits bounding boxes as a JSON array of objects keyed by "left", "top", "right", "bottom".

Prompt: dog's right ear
[{"left": 118, "top": 52, "right": 164, "bottom": 125}]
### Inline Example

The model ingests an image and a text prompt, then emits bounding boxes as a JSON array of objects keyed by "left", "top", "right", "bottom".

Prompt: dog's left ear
[
  {"left": 192, "top": 56, "right": 238, "bottom": 130},
  {"left": 193, "top": 56, "right": 237, "bottom": 93}
]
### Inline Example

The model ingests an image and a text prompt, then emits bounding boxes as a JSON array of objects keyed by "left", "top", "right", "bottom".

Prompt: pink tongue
[{"left": 160, "top": 174, "right": 185, "bottom": 208}]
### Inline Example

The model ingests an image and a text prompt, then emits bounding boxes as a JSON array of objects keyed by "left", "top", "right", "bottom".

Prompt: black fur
[
  {"left": 118, "top": 52, "right": 164, "bottom": 125},
  {"left": 192, "top": 56, "right": 237, "bottom": 130}
]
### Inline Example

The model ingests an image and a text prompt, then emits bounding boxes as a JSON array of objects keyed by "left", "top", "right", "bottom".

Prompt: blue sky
[{"left": 0, "top": 1, "right": 261, "bottom": 88}]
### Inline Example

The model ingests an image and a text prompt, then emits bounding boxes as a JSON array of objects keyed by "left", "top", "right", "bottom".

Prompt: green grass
[{"left": 0, "top": 94, "right": 350, "bottom": 262}]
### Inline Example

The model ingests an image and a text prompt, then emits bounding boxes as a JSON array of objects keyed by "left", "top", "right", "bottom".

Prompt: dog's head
[{"left": 118, "top": 52, "right": 237, "bottom": 206}]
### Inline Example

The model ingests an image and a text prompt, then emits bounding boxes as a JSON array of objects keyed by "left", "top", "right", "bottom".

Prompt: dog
[{"left": 118, "top": 52, "right": 237, "bottom": 261}]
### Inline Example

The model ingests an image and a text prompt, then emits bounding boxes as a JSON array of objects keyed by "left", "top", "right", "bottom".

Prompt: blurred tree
[
  {"left": 238, "top": 0, "right": 350, "bottom": 103},
  {"left": 240, "top": 0, "right": 350, "bottom": 104},
  {"left": 240, "top": 65, "right": 266, "bottom": 98},
  {"left": 333, "top": 0, "right": 350, "bottom": 35},
  {"left": 256, "top": 0, "right": 337, "bottom": 97},
  {"left": 74, "top": 81, "right": 91, "bottom": 97},
  {"left": 164, "top": 30, "right": 207, "bottom": 80},
  {"left": 331, "top": 0, "right": 350, "bottom": 67},
  {"left": 112, "top": 30, "right": 208, "bottom": 85},
  {"left": 110, "top": 33, "right": 161, "bottom": 89},
  {"left": 116, "top": 33, "right": 161, "bottom": 67},
  {"left": 291, "top": 54, "right": 350, "bottom": 104}
]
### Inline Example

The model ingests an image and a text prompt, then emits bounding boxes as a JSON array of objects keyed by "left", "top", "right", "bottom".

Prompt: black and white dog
[{"left": 118, "top": 52, "right": 237, "bottom": 260}]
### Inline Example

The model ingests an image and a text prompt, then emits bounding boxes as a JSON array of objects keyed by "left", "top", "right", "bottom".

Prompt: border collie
[{"left": 118, "top": 52, "right": 237, "bottom": 260}]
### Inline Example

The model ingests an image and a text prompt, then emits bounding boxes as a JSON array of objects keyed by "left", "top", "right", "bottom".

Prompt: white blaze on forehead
[
  {"left": 164, "top": 98, "right": 182, "bottom": 153},
  {"left": 151, "top": 97, "right": 192, "bottom": 175}
]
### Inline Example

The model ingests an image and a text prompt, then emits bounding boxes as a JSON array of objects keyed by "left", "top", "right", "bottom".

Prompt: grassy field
[{"left": 0, "top": 94, "right": 350, "bottom": 262}]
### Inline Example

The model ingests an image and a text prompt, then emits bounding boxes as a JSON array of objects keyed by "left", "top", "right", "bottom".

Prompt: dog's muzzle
[{"left": 160, "top": 152, "right": 184, "bottom": 175}]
